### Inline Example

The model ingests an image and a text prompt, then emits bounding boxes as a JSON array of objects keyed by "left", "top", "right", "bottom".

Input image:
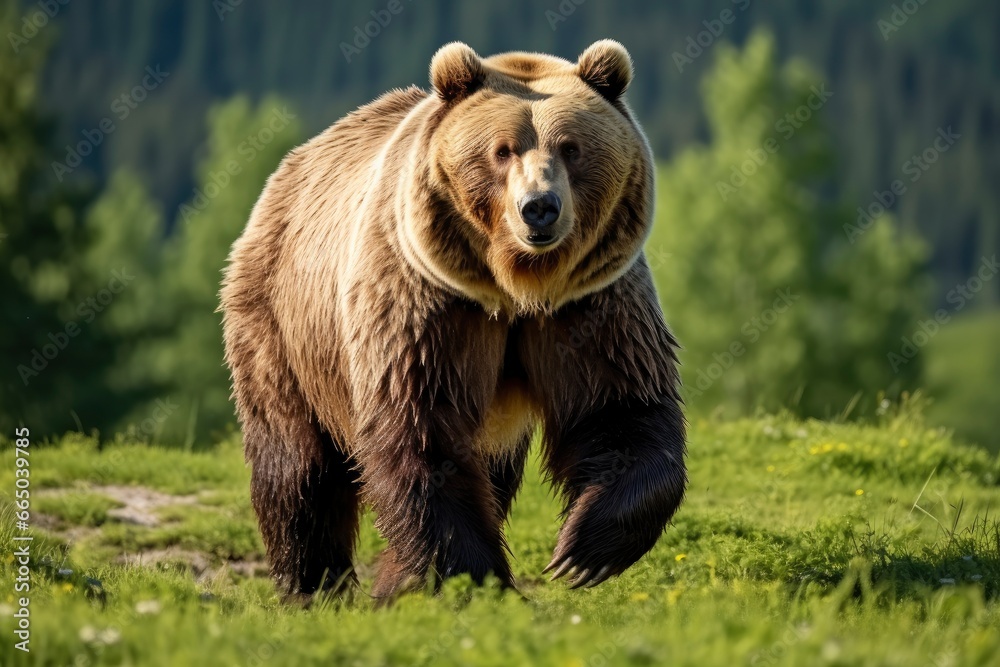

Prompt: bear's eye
[
  {"left": 495, "top": 146, "right": 512, "bottom": 160},
  {"left": 561, "top": 143, "right": 581, "bottom": 162}
]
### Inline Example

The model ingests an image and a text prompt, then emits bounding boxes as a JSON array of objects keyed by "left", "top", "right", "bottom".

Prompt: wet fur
[{"left": 220, "top": 41, "right": 686, "bottom": 600}]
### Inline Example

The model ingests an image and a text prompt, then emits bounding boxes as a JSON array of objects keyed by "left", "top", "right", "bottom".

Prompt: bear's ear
[
  {"left": 576, "top": 39, "right": 633, "bottom": 102},
  {"left": 430, "top": 42, "right": 485, "bottom": 103}
]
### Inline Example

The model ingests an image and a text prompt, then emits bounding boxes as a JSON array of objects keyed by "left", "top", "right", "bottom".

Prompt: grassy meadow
[{"left": 2, "top": 407, "right": 998, "bottom": 666}]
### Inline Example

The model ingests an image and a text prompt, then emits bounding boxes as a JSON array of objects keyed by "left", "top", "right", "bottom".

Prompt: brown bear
[{"left": 220, "top": 40, "right": 686, "bottom": 600}]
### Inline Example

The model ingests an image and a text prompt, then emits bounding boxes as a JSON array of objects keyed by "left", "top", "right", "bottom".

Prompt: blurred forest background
[{"left": 2, "top": 0, "right": 998, "bottom": 450}]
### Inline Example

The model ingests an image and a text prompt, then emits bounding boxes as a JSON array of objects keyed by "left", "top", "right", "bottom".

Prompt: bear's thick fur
[{"left": 220, "top": 40, "right": 686, "bottom": 600}]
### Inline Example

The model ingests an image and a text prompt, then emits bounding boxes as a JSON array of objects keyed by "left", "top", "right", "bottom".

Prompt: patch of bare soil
[
  {"left": 36, "top": 484, "right": 200, "bottom": 528},
  {"left": 116, "top": 547, "right": 268, "bottom": 583},
  {"left": 96, "top": 485, "right": 200, "bottom": 527},
  {"left": 37, "top": 485, "right": 270, "bottom": 583}
]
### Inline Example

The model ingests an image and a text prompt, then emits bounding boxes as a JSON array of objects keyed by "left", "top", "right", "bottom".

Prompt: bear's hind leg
[{"left": 246, "top": 417, "right": 361, "bottom": 598}]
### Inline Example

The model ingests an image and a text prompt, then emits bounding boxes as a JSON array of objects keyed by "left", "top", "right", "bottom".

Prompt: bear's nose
[{"left": 519, "top": 192, "right": 562, "bottom": 229}]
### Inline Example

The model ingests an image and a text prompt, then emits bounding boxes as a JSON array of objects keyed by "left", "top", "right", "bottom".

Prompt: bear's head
[{"left": 403, "top": 40, "right": 654, "bottom": 315}]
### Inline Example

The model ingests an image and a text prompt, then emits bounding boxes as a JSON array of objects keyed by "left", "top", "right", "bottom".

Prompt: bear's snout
[{"left": 519, "top": 192, "right": 562, "bottom": 241}]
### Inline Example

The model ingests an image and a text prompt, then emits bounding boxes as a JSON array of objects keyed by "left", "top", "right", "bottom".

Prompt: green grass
[
  {"left": 32, "top": 492, "right": 123, "bottom": 529},
  {"left": 2, "top": 412, "right": 999, "bottom": 666}
]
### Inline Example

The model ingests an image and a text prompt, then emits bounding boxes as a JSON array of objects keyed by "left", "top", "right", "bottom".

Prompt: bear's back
[
  {"left": 224, "top": 86, "right": 428, "bottom": 304},
  {"left": 282, "top": 85, "right": 429, "bottom": 222},
  {"left": 267, "top": 84, "right": 431, "bottom": 303}
]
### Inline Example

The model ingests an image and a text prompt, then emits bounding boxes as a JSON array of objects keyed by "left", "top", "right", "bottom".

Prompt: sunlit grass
[{"left": 1, "top": 413, "right": 998, "bottom": 665}]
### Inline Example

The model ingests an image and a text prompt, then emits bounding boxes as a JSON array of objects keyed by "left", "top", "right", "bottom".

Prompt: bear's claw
[
  {"left": 570, "top": 565, "right": 614, "bottom": 589},
  {"left": 545, "top": 557, "right": 576, "bottom": 581},
  {"left": 568, "top": 567, "right": 592, "bottom": 588},
  {"left": 546, "top": 555, "right": 619, "bottom": 588}
]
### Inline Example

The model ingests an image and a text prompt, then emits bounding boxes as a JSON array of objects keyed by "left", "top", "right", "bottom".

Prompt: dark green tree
[
  {"left": 0, "top": 2, "right": 99, "bottom": 436},
  {"left": 648, "top": 32, "right": 928, "bottom": 418},
  {"left": 114, "top": 96, "right": 303, "bottom": 445},
  {"left": 73, "top": 170, "right": 166, "bottom": 439}
]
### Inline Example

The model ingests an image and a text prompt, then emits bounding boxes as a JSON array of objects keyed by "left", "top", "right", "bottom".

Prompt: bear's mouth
[{"left": 525, "top": 232, "right": 558, "bottom": 247}]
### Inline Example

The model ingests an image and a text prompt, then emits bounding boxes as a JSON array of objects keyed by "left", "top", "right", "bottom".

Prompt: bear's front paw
[{"left": 543, "top": 490, "right": 663, "bottom": 589}]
